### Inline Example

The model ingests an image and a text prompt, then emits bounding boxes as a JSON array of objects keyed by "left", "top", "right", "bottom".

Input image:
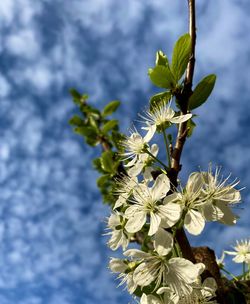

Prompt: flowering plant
[{"left": 69, "top": 1, "right": 249, "bottom": 303}]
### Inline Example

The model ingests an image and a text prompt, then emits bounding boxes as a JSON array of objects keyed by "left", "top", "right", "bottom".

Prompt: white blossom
[
  {"left": 165, "top": 173, "right": 206, "bottom": 235},
  {"left": 113, "top": 175, "right": 138, "bottom": 209},
  {"left": 121, "top": 126, "right": 156, "bottom": 166},
  {"left": 106, "top": 213, "right": 130, "bottom": 250},
  {"left": 124, "top": 174, "right": 181, "bottom": 236},
  {"left": 124, "top": 229, "right": 205, "bottom": 296},
  {"left": 128, "top": 144, "right": 159, "bottom": 177},
  {"left": 199, "top": 166, "right": 241, "bottom": 225},
  {"left": 225, "top": 239, "right": 250, "bottom": 264},
  {"left": 109, "top": 258, "right": 138, "bottom": 294}
]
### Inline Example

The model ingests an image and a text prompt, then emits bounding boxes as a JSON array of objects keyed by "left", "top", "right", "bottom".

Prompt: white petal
[
  {"left": 151, "top": 174, "right": 170, "bottom": 201},
  {"left": 140, "top": 294, "right": 161, "bottom": 304},
  {"left": 186, "top": 172, "right": 203, "bottom": 193},
  {"left": 166, "top": 258, "right": 205, "bottom": 295},
  {"left": 202, "top": 203, "right": 224, "bottom": 221},
  {"left": 148, "top": 212, "right": 161, "bottom": 236},
  {"left": 109, "top": 258, "right": 127, "bottom": 273},
  {"left": 143, "top": 124, "right": 156, "bottom": 142},
  {"left": 158, "top": 203, "right": 182, "bottom": 227},
  {"left": 114, "top": 196, "right": 126, "bottom": 209},
  {"left": 133, "top": 261, "right": 158, "bottom": 286},
  {"left": 125, "top": 205, "right": 140, "bottom": 217},
  {"left": 151, "top": 143, "right": 159, "bottom": 156},
  {"left": 154, "top": 228, "right": 173, "bottom": 256},
  {"left": 128, "top": 162, "right": 144, "bottom": 177},
  {"left": 124, "top": 249, "right": 150, "bottom": 259},
  {"left": 163, "top": 192, "right": 181, "bottom": 204},
  {"left": 217, "top": 202, "right": 238, "bottom": 225},
  {"left": 108, "top": 213, "right": 120, "bottom": 228},
  {"left": 169, "top": 113, "right": 192, "bottom": 124},
  {"left": 184, "top": 209, "right": 205, "bottom": 235},
  {"left": 125, "top": 211, "right": 146, "bottom": 233}
]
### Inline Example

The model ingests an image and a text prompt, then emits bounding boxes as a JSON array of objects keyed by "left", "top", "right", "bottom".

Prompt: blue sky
[{"left": 0, "top": 0, "right": 249, "bottom": 303}]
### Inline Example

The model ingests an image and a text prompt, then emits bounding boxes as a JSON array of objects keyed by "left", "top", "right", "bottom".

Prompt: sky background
[{"left": 0, "top": 0, "right": 250, "bottom": 303}]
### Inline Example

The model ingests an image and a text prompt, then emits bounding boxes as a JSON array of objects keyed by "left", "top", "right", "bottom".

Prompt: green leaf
[
  {"left": 102, "top": 120, "right": 118, "bottom": 134},
  {"left": 186, "top": 118, "right": 196, "bottom": 137},
  {"left": 101, "top": 151, "right": 115, "bottom": 173},
  {"left": 150, "top": 91, "right": 172, "bottom": 109},
  {"left": 97, "top": 175, "right": 110, "bottom": 187},
  {"left": 171, "top": 33, "right": 191, "bottom": 81},
  {"left": 69, "top": 115, "right": 83, "bottom": 126},
  {"left": 155, "top": 50, "right": 169, "bottom": 66},
  {"left": 103, "top": 101, "right": 120, "bottom": 117},
  {"left": 148, "top": 66, "right": 176, "bottom": 89},
  {"left": 188, "top": 74, "right": 217, "bottom": 110},
  {"left": 70, "top": 89, "right": 88, "bottom": 105},
  {"left": 74, "top": 126, "right": 97, "bottom": 137}
]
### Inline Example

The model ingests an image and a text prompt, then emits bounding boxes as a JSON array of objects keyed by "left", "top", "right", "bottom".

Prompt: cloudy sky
[{"left": 0, "top": 0, "right": 249, "bottom": 303}]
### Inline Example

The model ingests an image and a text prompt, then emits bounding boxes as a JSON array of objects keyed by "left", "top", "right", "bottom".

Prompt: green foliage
[
  {"left": 186, "top": 118, "right": 196, "bottom": 137},
  {"left": 100, "top": 151, "right": 119, "bottom": 174},
  {"left": 155, "top": 50, "right": 169, "bottom": 66},
  {"left": 148, "top": 65, "right": 176, "bottom": 89},
  {"left": 102, "top": 120, "right": 118, "bottom": 134},
  {"left": 149, "top": 91, "right": 172, "bottom": 109},
  {"left": 171, "top": 33, "right": 191, "bottom": 82},
  {"left": 70, "top": 88, "right": 88, "bottom": 105},
  {"left": 188, "top": 74, "right": 217, "bottom": 110},
  {"left": 103, "top": 100, "right": 121, "bottom": 117},
  {"left": 69, "top": 115, "right": 83, "bottom": 127}
]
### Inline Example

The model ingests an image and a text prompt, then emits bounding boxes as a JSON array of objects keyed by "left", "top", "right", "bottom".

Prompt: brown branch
[{"left": 169, "top": 0, "right": 196, "bottom": 263}]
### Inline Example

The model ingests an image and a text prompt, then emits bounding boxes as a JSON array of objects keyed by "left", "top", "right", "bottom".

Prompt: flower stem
[
  {"left": 221, "top": 267, "right": 238, "bottom": 281},
  {"left": 162, "top": 126, "right": 171, "bottom": 167},
  {"left": 243, "top": 261, "right": 246, "bottom": 280},
  {"left": 144, "top": 149, "right": 168, "bottom": 170}
]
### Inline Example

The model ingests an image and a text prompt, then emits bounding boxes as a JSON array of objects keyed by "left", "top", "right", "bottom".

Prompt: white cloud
[{"left": 0, "top": 74, "right": 11, "bottom": 97}]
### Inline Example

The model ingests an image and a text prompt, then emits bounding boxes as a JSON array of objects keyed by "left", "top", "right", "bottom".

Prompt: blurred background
[{"left": 0, "top": 0, "right": 249, "bottom": 303}]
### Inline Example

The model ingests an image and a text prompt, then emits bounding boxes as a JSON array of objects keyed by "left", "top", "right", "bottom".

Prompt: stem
[
  {"left": 243, "top": 261, "right": 246, "bottom": 280},
  {"left": 169, "top": 0, "right": 197, "bottom": 263},
  {"left": 162, "top": 126, "right": 171, "bottom": 167},
  {"left": 144, "top": 149, "right": 168, "bottom": 170},
  {"left": 221, "top": 267, "right": 239, "bottom": 281}
]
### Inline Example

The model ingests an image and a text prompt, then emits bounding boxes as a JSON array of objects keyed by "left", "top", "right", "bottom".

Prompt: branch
[{"left": 169, "top": 0, "right": 196, "bottom": 263}]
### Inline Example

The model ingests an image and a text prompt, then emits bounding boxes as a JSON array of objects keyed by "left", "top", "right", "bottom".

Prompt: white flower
[
  {"left": 140, "top": 291, "right": 177, "bottom": 304},
  {"left": 121, "top": 126, "right": 156, "bottom": 166},
  {"left": 127, "top": 144, "right": 159, "bottom": 177},
  {"left": 109, "top": 258, "right": 138, "bottom": 294},
  {"left": 124, "top": 174, "right": 181, "bottom": 236},
  {"left": 124, "top": 228, "right": 205, "bottom": 296},
  {"left": 166, "top": 172, "right": 206, "bottom": 236},
  {"left": 225, "top": 239, "right": 250, "bottom": 264},
  {"left": 113, "top": 175, "right": 138, "bottom": 209},
  {"left": 106, "top": 213, "right": 130, "bottom": 250},
  {"left": 198, "top": 167, "right": 241, "bottom": 225},
  {"left": 176, "top": 277, "right": 218, "bottom": 304},
  {"left": 140, "top": 103, "right": 192, "bottom": 137},
  {"left": 216, "top": 252, "right": 225, "bottom": 268}
]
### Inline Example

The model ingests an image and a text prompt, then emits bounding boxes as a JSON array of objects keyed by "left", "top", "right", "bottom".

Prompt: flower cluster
[{"left": 105, "top": 103, "right": 241, "bottom": 303}]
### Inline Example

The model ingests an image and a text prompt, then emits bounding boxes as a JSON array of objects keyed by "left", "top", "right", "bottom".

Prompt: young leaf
[
  {"left": 150, "top": 91, "right": 172, "bottom": 109},
  {"left": 102, "top": 120, "right": 118, "bottom": 134},
  {"left": 74, "top": 126, "right": 97, "bottom": 137},
  {"left": 69, "top": 115, "right": 83, "bottom": 126},
  {"left": 101, "top": 151, "right": 115, "bottom": 173},
  {"left": 186, "top": 118, "right": 196, "bottom": 137},
  {"left": 171, "top": 33, "right": 191, "bottom": 82},
  {"left": 188, "top": 74, "right": 217, "bottom": 110},
  {"left": 148, "top": 66, "right": 176, "bottom": 89},
  {"left": 155, "top": 50, "right": 169, "bottom": 66},
  {"left": 70, "top": 89, "right": 88, "bottom": 105},
  {"left": 103, "top": 101, "right": 120, "bottom": 117}
]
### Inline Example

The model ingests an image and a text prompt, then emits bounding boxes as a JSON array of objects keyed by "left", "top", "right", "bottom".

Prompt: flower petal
[
  {"left": 169, "top": 113, "right": 192, "bottom": 124},
  {"left": 158, "top": 203, "right": 182, "bottom": 227},
  {"left": 148, "top": 212, "right": 161, "bottom": 236},
  {"left": 184, "top": 209, "right": 205, "bottom": 235},
  {"left": 124, "top": 249, "right": 150, "bottom": 259},
  {"left": 151, "top": 174, "right": 170, "bottom": 201},
  {"left": 153, "top": 228, "right": 173, "bottom": 256},
  {"left": 109, "top": 258, "right": 127, "bottom": 273},
  {"left": 125, "top": 210, "right": 146, "bottom": 233},
  {"left": 143, "top": 124, "right": 156, "bottom": 142}
]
